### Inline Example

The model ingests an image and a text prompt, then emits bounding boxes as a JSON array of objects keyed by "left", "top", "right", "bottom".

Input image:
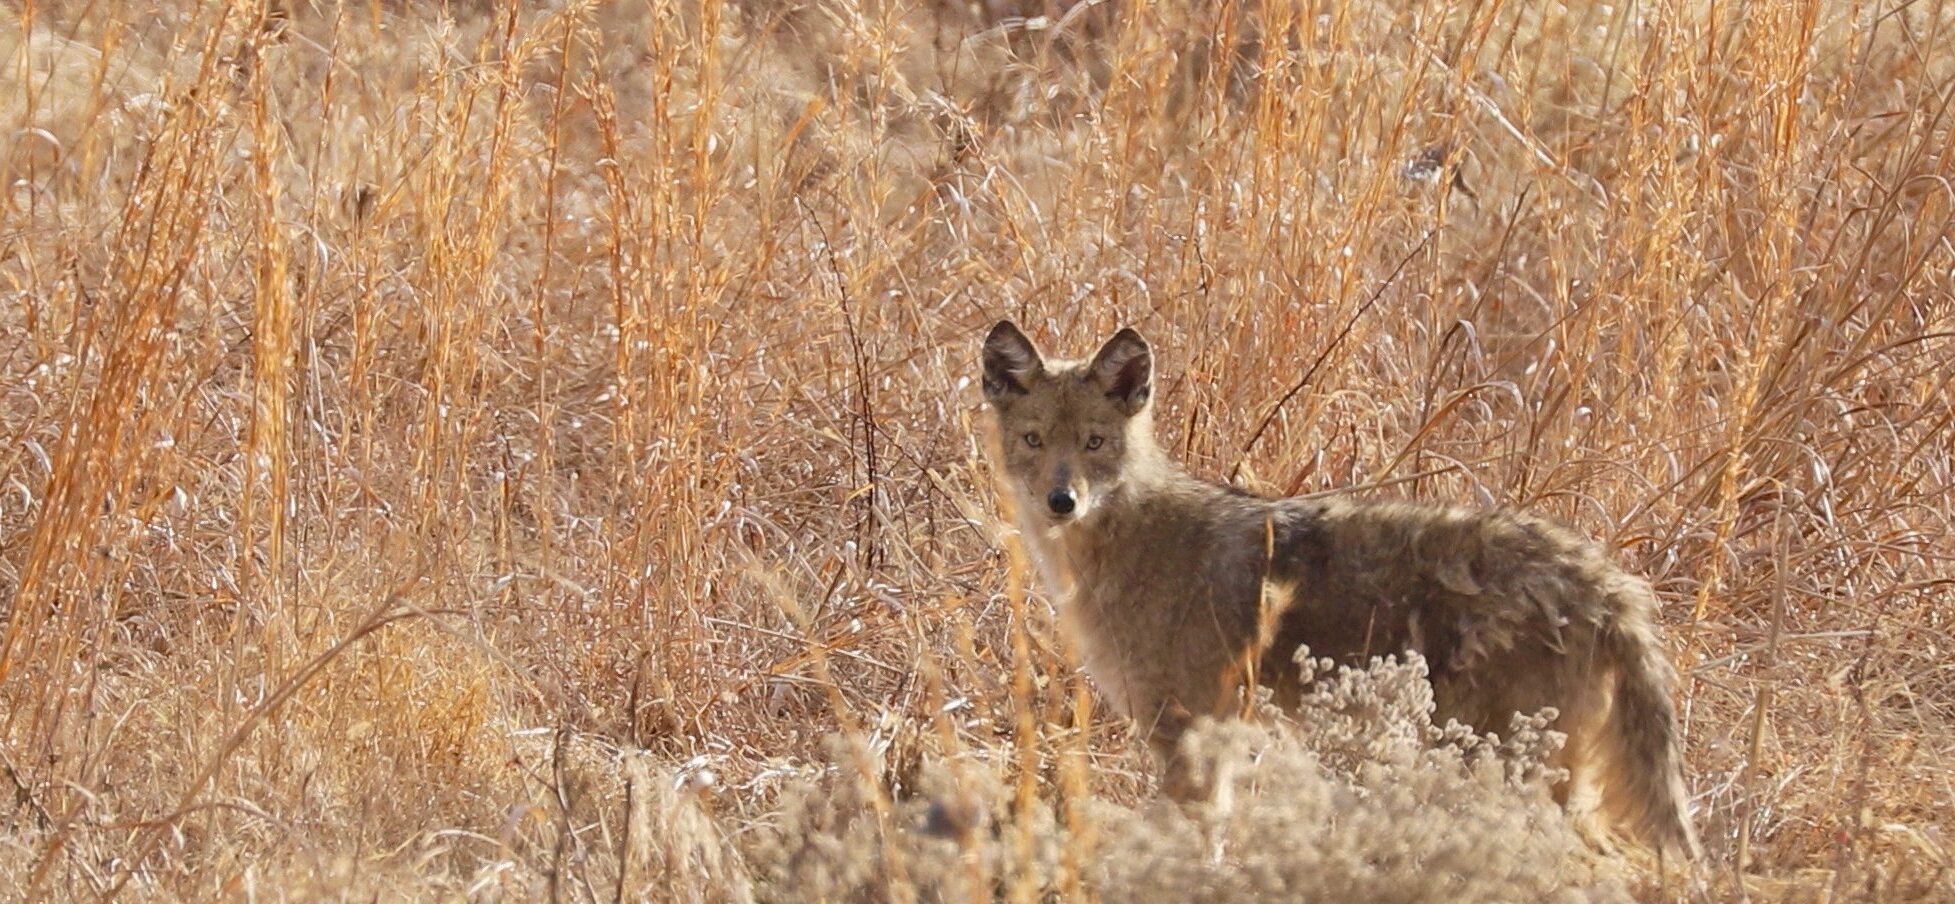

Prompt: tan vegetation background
[{"left": 2, "top": 0, "right": 1951, "bottom": 899}]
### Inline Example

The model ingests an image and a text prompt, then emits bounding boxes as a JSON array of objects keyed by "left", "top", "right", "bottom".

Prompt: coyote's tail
[{"left": 1601, "top": 601, "right": 1702, "bottom": 861}]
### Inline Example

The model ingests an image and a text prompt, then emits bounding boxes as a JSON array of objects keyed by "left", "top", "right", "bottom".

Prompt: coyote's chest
[
  {"left": 1043, "top": 517, "right": 1233, "bottom": 720},
  {"left": 1058, "top": 580, "right": 1148, "bottom": 716}
]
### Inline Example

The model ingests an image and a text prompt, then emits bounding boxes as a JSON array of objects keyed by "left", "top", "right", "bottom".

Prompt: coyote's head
[{"left": 980, "top": 320, "right": 1155, "bottom": 526}]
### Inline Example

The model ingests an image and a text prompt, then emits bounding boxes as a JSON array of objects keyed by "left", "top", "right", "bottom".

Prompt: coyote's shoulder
[{"left": 979, "top": 319, "right": 1700, "bottom": 859}]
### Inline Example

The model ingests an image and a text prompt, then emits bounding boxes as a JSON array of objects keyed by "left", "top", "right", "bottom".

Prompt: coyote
[{"left": 978, "top": 320, "right": 1700, "bottom": 858}]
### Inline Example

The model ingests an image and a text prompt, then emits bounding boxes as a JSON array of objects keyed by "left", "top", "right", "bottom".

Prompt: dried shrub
[{"left": 736, "top": 654, "right": 1624, "bottom": 902}]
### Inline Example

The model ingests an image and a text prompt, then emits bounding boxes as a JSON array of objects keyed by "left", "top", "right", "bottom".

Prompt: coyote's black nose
[{"left": 1046, "top": 489, "right": 1077, "bottom": 515}]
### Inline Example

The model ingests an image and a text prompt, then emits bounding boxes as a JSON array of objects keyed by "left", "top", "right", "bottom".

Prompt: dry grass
[{"left": 1, "top": 0, "right": 1951, "bottom": 899}]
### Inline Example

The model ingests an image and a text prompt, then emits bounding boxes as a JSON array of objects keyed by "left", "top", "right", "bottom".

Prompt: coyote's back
[{"left": 978, "top": 319, "right": 1700, "bottom": 859}]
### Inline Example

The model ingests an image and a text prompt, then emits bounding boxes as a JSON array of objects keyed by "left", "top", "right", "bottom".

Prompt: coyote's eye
[
  {"left": 1023, "top": 432, "right": 1042, "bottom": 448},
  {"left": 1085, "top": 435, "right": 1105, "bottom": 450}
]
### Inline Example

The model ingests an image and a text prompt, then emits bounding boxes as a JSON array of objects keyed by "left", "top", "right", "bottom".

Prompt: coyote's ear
[
  {"left": 982, "top": 320, "right": 1043, "bottom": 401},
  {"left": 1089, "top": 327, "right": 1151, "bottom": 415}
]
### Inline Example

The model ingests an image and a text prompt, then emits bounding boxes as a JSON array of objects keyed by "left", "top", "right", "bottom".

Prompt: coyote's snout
[{"left": 979, "top": 320, "right": 1701, "bottom": 860}]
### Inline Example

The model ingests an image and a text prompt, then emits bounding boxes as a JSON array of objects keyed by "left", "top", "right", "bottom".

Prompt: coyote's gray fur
[{"left": 979, "top": 320, "right": 1700, "bottom": 859}]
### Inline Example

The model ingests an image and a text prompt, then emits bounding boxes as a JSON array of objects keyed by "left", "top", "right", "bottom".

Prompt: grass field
[{"left": 2, "top": 0, "right": 1952, "bottom": 899}]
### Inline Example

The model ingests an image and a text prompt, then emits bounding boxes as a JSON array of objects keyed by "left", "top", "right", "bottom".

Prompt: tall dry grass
[{"left": 1, "top": 0, "right": 1951, "bottom": 899}]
